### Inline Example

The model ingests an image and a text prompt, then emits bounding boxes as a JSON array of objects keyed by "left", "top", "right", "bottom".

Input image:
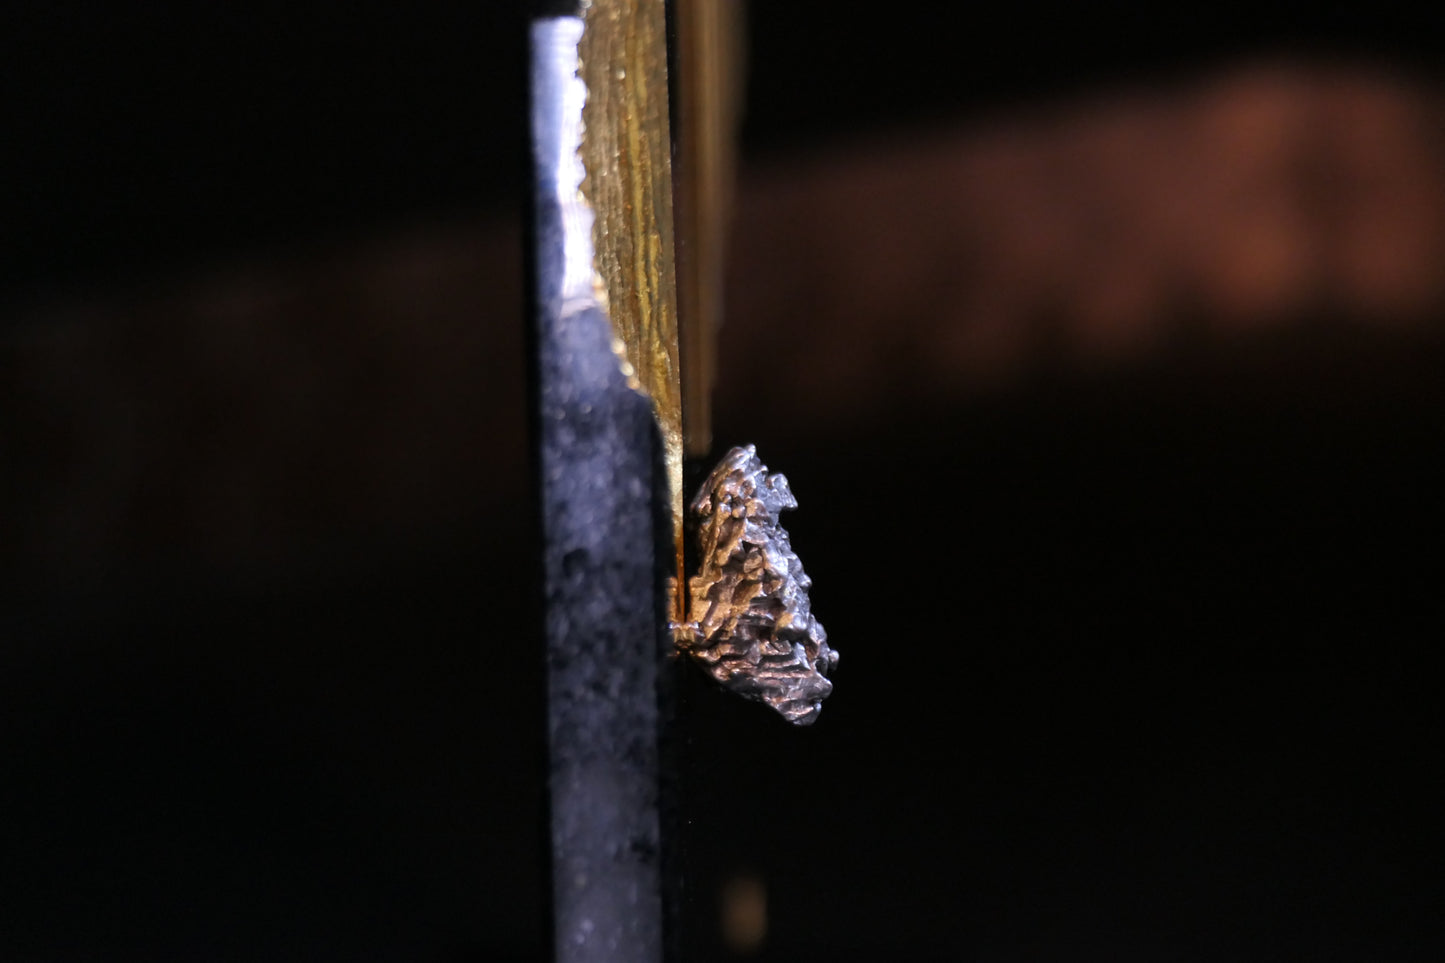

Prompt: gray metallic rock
[{"left": 676, "top": 445, "right": 838, "bottom": 724}]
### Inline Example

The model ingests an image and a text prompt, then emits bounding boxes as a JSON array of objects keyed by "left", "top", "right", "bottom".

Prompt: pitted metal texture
[{"left": 675, "top": 445, "right": 837, "bottom": 724}]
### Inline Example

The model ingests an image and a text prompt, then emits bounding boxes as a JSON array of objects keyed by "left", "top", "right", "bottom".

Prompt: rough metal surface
[
  {"left": 531, "top": 17, "right": 670, "bottom": 963},
  {"left": 677, "top": 445, "right": 838, "bottom": 724}
]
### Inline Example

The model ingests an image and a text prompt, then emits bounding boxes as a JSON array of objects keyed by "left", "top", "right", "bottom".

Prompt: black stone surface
[{"left": 529, "top": 18, "right": 673, "bottom": 963}]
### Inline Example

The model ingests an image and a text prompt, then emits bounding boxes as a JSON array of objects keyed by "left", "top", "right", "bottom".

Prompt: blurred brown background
[{"left": 4, "top": 3, "right": 1443, "bottom": 960}]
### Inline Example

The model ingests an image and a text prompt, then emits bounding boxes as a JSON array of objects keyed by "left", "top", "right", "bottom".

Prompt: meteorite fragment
[{"left": 673, "top": 445, "right": 838, "bottom": 724}]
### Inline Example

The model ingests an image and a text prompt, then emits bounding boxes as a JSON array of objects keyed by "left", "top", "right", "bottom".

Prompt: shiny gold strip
[{"left": 578, "top": 0, "right": 685, "bottom": 617}]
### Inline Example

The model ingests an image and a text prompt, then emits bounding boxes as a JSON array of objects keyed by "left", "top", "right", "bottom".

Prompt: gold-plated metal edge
[{"left": 578, "top": 0, "right": 686, "bottom": 619}]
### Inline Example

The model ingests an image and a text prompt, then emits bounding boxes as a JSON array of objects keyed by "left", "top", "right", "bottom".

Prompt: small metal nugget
[{"left": 674, "top": 445, "right": 838, "bottom": 724}]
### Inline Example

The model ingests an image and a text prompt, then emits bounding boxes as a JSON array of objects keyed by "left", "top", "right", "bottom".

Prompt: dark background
[{"left": 4, "top": 2, "right": 1444, "bottom": 960}]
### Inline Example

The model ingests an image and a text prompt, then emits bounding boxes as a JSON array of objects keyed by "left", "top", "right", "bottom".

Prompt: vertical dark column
[{"left": 529, "top": 14, "right": 672, "bottom": 963}]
